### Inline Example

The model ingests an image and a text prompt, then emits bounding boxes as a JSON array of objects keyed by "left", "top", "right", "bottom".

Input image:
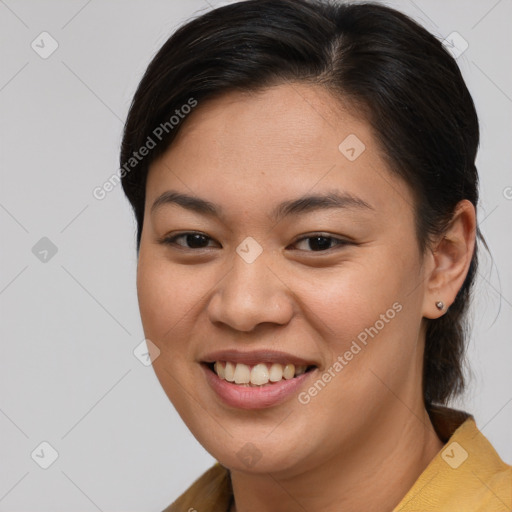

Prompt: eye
[
  {"left": 289, "top": 234, "right": 350, "bottom": 252},
  {"left": 158, "top": 232, "right": 219, "bottom": 250},
  {"left": 158, "top": 232, "right": 350, "bottom": 252}
]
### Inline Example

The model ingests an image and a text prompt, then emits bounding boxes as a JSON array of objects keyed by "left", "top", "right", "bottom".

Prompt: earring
[{"left": 435, "top": 301, "right": 444, "bottom": 311}]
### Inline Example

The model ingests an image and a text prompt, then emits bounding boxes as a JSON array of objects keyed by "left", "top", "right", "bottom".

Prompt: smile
[
  {"left": 200, "top": 350, "right": 319, "bottom": 409},
  {"left": 211, "top": 361, "right": 314, "bottom": 386}
]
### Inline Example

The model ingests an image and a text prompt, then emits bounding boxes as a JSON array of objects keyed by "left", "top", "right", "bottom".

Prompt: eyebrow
[{"left": 151, "top": 189, "right": 374, "bottom": 221}]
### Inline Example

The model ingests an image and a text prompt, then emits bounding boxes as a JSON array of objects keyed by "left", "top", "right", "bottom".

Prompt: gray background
[{"left": 0, "top": 0, "right": 510, "bottom": 510}]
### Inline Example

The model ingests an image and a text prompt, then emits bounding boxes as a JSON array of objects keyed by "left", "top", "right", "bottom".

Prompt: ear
[{"left": 422, "top": 199, "right": 477, "bottom": 319}]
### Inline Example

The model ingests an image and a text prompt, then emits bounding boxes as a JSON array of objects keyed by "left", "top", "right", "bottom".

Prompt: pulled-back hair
[{"left": 120, "top": 0, "right": 482, "bottom": 407}]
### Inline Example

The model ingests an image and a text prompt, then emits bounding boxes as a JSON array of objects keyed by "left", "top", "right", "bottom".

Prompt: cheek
[
  {"left": 136, "top": 251, "right": 201, "bottom": 349},
  {"left": 296, "top": 259, "right": 405, "bottom": 339},
  {"left": 136, "top": 251, "right": 205, "bottom": 411},
  {"left": 296, "top": 246, "right": 422, "bottom": 372}
]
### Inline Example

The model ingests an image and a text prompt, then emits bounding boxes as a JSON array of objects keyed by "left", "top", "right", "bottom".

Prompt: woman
[{"left": 120, "top": 1, "right": 511, "bottom": 510}]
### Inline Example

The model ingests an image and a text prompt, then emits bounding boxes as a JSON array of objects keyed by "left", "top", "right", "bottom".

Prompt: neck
[{"left": 229, "top": 405, "right": 444, "bottom": 512}]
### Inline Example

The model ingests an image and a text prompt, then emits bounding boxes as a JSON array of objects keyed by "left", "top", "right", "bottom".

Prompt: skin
[{"left": 137, "top": 83, "right": 476, "bottom": 512}]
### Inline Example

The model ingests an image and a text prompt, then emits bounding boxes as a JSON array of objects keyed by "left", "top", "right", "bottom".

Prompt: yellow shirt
[{"left": 164, "top": 406, "right": 511, "bottom": 511}]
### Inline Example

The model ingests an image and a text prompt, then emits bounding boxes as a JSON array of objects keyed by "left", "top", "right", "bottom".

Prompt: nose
[{"left": 207, "top": 253, "right": 294, "bottom": 333}]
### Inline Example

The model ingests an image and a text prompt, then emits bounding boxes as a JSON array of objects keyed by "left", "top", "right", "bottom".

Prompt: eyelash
[{"left": 158, "top": 231, "right": 351, "bottom": 253}]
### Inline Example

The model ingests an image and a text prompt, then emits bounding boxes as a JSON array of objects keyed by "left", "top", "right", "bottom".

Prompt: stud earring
[{"left": 435, "top": 301, "right": 444, "bottom": 311}]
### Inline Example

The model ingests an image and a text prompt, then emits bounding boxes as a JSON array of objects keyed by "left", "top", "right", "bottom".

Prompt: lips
[
  {"left": 201, "top": 349, "right": 318, "bottom": 368},
  {"left": 200, "top": 349, "right": 319, "bottom": 409}
]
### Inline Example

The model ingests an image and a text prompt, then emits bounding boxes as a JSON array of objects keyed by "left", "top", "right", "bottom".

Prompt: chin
[{"left": 217, "top": 446, "right": 309, "bottom": 475}]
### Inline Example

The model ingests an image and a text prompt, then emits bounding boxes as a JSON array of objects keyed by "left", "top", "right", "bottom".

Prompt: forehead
[
  {"left": 146, "top": 83, "right": 413, "bottom": 218},
  {"left": 167, "top": 83, "right": 356, "bottom": 166}
]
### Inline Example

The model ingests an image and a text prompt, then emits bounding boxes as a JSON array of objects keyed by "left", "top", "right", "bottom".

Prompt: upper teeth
[{"left": 213, "top": 361, "right": 308, "bottom": 386}]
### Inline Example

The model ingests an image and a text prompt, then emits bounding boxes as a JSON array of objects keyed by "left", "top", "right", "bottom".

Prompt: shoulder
[
  {"left": 394, "top": 406, "right": 512, "bottom": 511},
  {"left": 162, "top": 462, "right": 232, "bottom": 512}
]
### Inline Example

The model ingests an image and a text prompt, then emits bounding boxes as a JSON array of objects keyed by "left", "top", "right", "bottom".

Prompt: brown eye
[
  {"left": 291, "top": 234, "right": 350, "bottom": 252},
  {"left": 160, "top": 232, "right": 219, "bottom": 249}
]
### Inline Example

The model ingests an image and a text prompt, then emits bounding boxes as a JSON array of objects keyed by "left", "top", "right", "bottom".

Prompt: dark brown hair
[{"left": 120, "top": 0, "right": 483, "bottom": 407}]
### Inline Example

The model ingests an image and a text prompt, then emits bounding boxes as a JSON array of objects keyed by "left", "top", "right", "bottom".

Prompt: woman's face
[{"left": 137, "top": 83, "right": 432, "bottom": 475}]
